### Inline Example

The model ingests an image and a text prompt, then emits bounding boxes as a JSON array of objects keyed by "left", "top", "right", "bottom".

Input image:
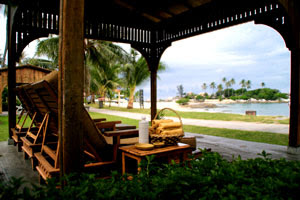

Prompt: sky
[{"left": 0, "top": 6, "right": 290, "bottom": 100}]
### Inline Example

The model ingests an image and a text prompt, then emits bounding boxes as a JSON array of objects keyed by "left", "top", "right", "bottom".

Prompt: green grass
[
  {"left": 0, "top": 112, "right": 288, "bottom": 146},
  {"left": 89, "top": 104, "right": 289, "bottom": 124},
  {"left": 89, "top": 112, "right": 139, "bottom": 127},
  {"left": 0, "top": 116, "right": 9, "bottom": 141},
  {"left": 90, "top": 112, "right": 288, "bottom": 146},
  {"left": 183, "top": 125, "right": 288, "bottom": 146}
]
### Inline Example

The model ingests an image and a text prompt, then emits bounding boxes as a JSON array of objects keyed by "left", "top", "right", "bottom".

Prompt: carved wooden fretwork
[{"left": 11, "top": 0, "right": 291, "bottom": 63}]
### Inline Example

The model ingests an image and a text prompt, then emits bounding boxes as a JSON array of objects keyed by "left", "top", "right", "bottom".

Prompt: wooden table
[{"left": 119, "top": 143, "right": 192, "bottom": 174}]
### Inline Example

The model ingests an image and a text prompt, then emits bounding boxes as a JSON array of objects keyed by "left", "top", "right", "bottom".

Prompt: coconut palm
[
  {"left": 222, "top": 77, "right": 227, "bottom": 85},
  {"left": 230, "top": 78, "right": 235, "bottom": 88},
  {"left": 121, "top": 49, "right": 166, "bottom": 109},
  {"left": 217, "top": 84, "right": 223, "bottom": 97},
  {"left": 35, "top": 36, "right": 128, "bottom": 100},
  {"left": 202, "top": 83, "right": 207, "bottom": 94},
  {"left": 225, "top": 81, "right": 231, "bottom": 97},
  {"left": 89, "top": 61, "right": 121, "bottom": 102},
  {"left": 177, "top": 85, "right": 184, "bottom": 98},
  {"left": 35, "top": 37, "right": 59, "bottom": 67},
  {"left": 261, "top": 82, "right": 265, "bottom": 88},
  {"left": 240, "top": 79, "right": 246, "bottom": 95},
  {"left": 21, "top": 57, "right": 56, "bottom": 69},
  {"left": 35, "top": 36, "right": 128, "bottom": 68},
  {"left": 210, "top": 82, "right": 216, "bottom": 96},
  {"left": 246, "top": 80, "right": 251, "bottom": 90}
]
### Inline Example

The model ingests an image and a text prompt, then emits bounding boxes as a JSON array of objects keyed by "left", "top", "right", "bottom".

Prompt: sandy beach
[{"left": 102, "top": 98, "right": 289, "bottom": 115}]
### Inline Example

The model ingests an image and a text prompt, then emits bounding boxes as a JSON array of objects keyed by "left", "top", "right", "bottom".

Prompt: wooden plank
[
  {"left": 103, "top": 129, "right": 139, "bottom": 137},
  {"left": 35, "top": 152, "right": 60, "bottom": 173},
  {"left": 27, "top": 131, "right": 38, "bottom": 140},
  {"left": 95, "top": 121, "right": 121, "bottom": 130},
  {"left": 119, "top": 144, "right": 191, "bottom": 157},
  {"left": 43, "top": 145, "right": 57, "bottom": 160},
  {"left": 116, "top": 124, "right": 136, "bottom": 130}
]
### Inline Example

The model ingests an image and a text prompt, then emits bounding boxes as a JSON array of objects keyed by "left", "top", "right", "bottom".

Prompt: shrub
[
  {"left": 196, "top": 95, "right": 204, "bottom": 101},
  {"left": 230, "top": 96, "right": 238, "bottom": 100},
  {"left": 1, "top": 151, "right": 300, "bottom": 200},
  {"left": 176, "top": 98, "right": 189, "bottom": 105}
]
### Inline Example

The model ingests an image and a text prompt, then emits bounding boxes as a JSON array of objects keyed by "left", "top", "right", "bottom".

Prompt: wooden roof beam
[{"left": 114, "top": 0, "right": 162, "bottom": 23}]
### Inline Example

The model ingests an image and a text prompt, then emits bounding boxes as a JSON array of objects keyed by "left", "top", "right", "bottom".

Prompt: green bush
[
  {"left": 230, "top": 96, "right": 237, "bottom": 100},
  {"left": 1, "top": 151, "right": 300, "bottom": 200},
  {"left": 195, "top": 95, "right": 204, "bottom": 101},
  {"left": 176, "top": 98, "right": 189, "bottom": 105}
]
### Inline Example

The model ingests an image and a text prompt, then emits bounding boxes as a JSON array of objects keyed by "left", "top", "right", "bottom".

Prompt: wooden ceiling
[{"left": 111, "top": 0, "right": 213, "bottom": 23}]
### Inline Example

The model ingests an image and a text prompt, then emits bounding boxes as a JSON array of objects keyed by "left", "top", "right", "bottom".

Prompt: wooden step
[
  {"left": 22, "top": 144, "right": 34, "bottom": 158},
  {"left": 35, "top": 152, "right": 59, "bottom": 180},
  {"left": 12, "top": 135, "right": 19, "bottom": 143},
  {"left": 20, "top": 137, "right": 40, "bottom": 147},
  {"left": 27, "top": 131, "right": 38, "bottom": 140},
  {"left": 43, "top": 145, "right": 57, "bottom": 161}
]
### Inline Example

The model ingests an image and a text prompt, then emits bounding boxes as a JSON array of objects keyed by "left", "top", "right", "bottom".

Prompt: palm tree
[
  {"left": 261, "top": 82, "right": 265, "bottom": 88},
  {"left": 210, "top": 82, "right": 216, "bottom": 97},
  {"left": 21, "top": 57, "right": 56, "bottom": 69},
  {"left": 202, "top": 83, "right": 207, "bottom": 94},
  {"left": 89, "top": 61, "right": 121, "bottom": 103},
  {"left": 246, "top": 80, "right": 251, "bottom": 90},
  {"left": 225, "top": 81, "right": 231, "bottom": 97},
  {"left": 121, "top": 49, "right": 166, "bottom": 109},
  {"left": 240, "top": 79, "right": 246, "bottom": 95},
  {"left": 177, "top": 85, "right": 184, "bottom": 98},
  {"left": 35, "top": 36, "right": 128, "bottom": 101},
  {"left": 230, "top": 78, "right": 235, "bottom": 88},
  {"left": 222, "top": 77, "right": 227, "bottom": 85},
  {"left": 217, "top": 84, "right": 223, "bottom": 97},
  {"left": 35, "top": 37, "right": 59, "bottom": 67}
]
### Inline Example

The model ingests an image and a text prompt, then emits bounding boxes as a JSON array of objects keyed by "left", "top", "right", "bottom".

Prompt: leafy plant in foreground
[{"left": 1, "top": 151, "right": 300, "bottom": 199}]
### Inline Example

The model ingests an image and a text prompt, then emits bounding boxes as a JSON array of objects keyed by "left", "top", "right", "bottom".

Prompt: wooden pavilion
[
  {"left": 0, "top": 64, "right": 51, "bottom": 113},
  {"left": 0, "top": 0, "right": 299, "bottom": 176}
]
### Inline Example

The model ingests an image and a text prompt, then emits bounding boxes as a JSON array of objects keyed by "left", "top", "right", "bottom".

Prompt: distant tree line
[{"left": 177, "top": 76, "right": 288, "bottom": 103}]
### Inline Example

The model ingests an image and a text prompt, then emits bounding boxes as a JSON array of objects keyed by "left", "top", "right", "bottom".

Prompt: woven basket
[{"left": 150, "top": 108, "right": 184, "bottom": 145}]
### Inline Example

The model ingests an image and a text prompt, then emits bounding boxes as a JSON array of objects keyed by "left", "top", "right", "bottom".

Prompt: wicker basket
[{"left": 150, "top": 108, "right": 184, "bottom": 145}]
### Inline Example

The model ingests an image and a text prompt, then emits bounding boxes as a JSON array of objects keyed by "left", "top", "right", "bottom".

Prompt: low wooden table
[{"left": 119, "top": 143, "right": 192, "bottom": 174}]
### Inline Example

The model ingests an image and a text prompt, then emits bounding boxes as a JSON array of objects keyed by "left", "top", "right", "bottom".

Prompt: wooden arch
[{"left": 7, "top": 0, "right": 294, "bottom": 118}]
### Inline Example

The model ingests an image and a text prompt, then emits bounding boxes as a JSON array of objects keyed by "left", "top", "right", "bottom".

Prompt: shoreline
[
  {"left": 155, "top": 98, "right": 289, "bottom": 105},
  {"left": 101, "top": 99, "right": 289, "bottom": 117}
]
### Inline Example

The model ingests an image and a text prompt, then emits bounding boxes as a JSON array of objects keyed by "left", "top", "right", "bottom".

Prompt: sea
[{"left": 206, "top": 103, "right": 289, "bottom": 117}]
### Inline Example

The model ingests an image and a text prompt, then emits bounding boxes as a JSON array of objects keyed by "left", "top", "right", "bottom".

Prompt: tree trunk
[{"left": 127, "top": 86, "right": 135, "bottom": 109}]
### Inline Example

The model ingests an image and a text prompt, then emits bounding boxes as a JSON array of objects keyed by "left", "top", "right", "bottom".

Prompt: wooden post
[
  {"left": 58, "top": 0, "right": 85, "bottom": 175},
  {"left": 289, "top": 48, "right": 300, "bottom": 148},
  {"left": 7, "top": 5, "right": 16, "bottom": 140},
  {"left": 287, "top": 0, "right": 300, "bottom": 153},
  {"left": 150, "top": 68, "right": 157, "bottom": 120}
]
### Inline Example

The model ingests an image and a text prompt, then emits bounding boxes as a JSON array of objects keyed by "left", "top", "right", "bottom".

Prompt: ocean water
[{"left": 211, "top": 103, "right": 290, "bottom": 117}]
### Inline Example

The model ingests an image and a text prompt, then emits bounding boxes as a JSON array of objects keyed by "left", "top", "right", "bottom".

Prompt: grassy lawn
[
  {"left": 0, "top": 116, "right": 9, "bottom": 141},
  {"left": 89, "top": 104, "right": 289, "bottom": 124},
  {"left": 183, "top": 125, "right": 288, "bottom": 146},
  {"left": 0, "top": 112, "right": 288, "bottom": 146},
  {"left": 90, "top": 112, "right": 288, "bottom": 146}
]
